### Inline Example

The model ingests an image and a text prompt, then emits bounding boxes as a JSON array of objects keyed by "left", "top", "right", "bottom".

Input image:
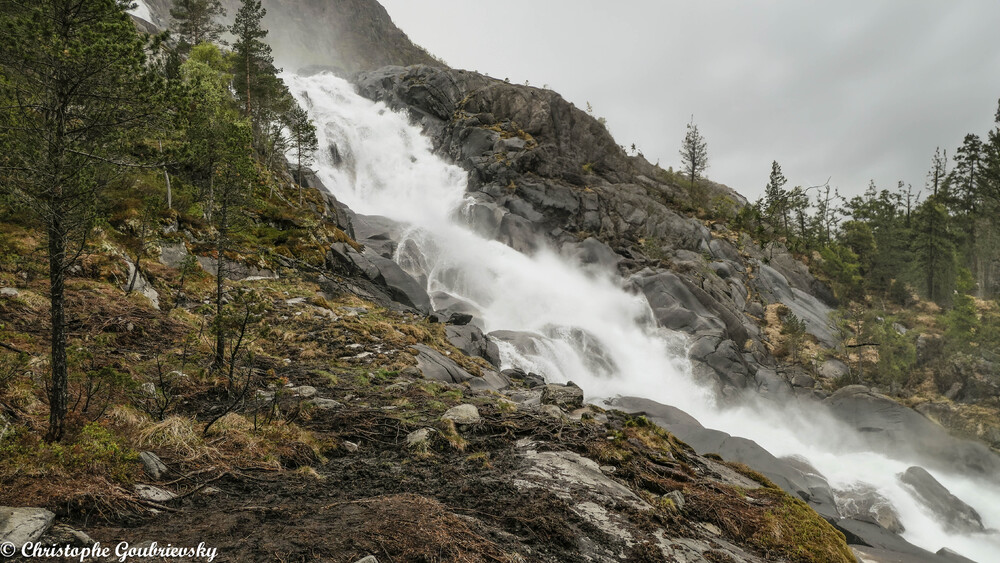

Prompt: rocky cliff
[{"left": 134, "top": 0, "right": 440, "bottom": 73}]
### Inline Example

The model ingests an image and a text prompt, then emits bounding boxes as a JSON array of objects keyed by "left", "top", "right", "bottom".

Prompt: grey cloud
[{"left": 379, "top": 0, "right": 1000, "bottom": 201}]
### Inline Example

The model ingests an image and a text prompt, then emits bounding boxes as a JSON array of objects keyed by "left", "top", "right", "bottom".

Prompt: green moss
[
  {"left": 754, "top": 493, "right": 855, "bottom": 563},
  {"left": 0, "top": 422, "right": 139, "bottom": 484}
]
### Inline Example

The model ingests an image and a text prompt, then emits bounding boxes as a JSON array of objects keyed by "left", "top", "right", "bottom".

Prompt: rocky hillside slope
[{"left": 349, "top": 64, "right": 1000, "bottom": 562}]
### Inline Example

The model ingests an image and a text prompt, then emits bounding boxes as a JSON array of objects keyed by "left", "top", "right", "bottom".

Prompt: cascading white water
[{"left": 286, "top": 72, "right": 1000, "bottom": 561}]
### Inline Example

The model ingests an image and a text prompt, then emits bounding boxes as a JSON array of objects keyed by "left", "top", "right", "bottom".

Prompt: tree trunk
[
  {"left": 159, "top": 139, "right": 171, "bottom": 209},
  {"left": 45, "top": 218, "right": 68, "bottom": 442},
  {"left": 212, "top": 196, "right": 228, "bottom": 372}
]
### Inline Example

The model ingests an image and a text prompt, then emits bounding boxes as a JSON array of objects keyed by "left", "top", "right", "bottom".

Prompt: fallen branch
[{"left": 0, "top": 341, "right": 32, "bottom": 355}]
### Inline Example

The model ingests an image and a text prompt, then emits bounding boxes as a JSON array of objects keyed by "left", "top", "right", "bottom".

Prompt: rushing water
[{"left": 286, "top": 72, "right": 1000, "bottom": 561}]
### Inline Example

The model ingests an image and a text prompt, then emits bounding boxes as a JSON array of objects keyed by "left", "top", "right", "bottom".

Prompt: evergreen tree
[
  {"left": 230, "top": 0, "right": 277, "bottom": 122},
  {"left": 170, "top": 0, "right": 226, "bottom": 50},
  {"left": 952, "top": 134, "right": 983, "bottom": 216},
  {"left": 927, "top": 146, "right": 948, "bottom": 197},
  {"left": 764, "top": 160, "right": 789, "bottom": 233},
  {"left": 679, "top": 116, "right": 708, "bottom": 188},
  {"left": 0, "top": 0, "right": 165, "bottom": 441},
  {"left": 285, "top": 104, "right": 318, "bottom": 199},
  {"left": 912, "top": 194, "right": 957, "bottom": 304}
]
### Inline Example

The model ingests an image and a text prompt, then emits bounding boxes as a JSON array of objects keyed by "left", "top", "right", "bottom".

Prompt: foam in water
[{"left": 285, "top": 72, "right": 1000, "bottom": 561}]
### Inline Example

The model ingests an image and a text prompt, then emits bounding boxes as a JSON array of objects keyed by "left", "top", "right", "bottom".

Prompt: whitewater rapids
[{"left": 286, "top": 71, "right": 1000, "bottom": 561}]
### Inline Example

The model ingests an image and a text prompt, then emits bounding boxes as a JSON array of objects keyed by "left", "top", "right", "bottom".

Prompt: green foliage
[
  {"left": 817, "top": 244, "right": 863, "bottom": 300},
  {"left": 0, "top": 0, "right": 170, "bottom": 441},
  {"left": 679, "top": 116, "right": 709, "bottom": 188},
  {"left": 912, "top": 194, "right": 958, "bottom": 304},
  {"left": 0, "top": 422, "right": 138, "bottom": 482},
  {"left": 887, "top": 279, "right": 913, "bottom": 307},
  {"left": 944, "top": 269, "right": 980, "bottom": 352},
  {"left": 865, "top": 318, "right": 916, "bottom": 392},
  {"left": 170, "top": 0, "right": 226, "bottom": 50}
]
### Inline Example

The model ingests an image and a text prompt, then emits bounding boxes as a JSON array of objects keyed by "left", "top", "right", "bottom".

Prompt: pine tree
[
  {"left": 927, "top": 146, "right": 948, "bottom": 197},
  {"left": 912, "top": 194, "right": 957, "bottom": 304},
  {"left": 952, "top": 134, "right": 983, "bottom": 216},
  {"left": 170, "top": 0, "right": 226, "bottom": 50},
  {"left": 0, "top": 0, "right": 165, "bottom": 441},
  {"left": 679, "top": 116, "right": 708, "bottom": 188},
  {"left": 764, "top": 161, "right": 788, "bottom": 233},
  {"left": 285, "top": 105, "right": 318, "bottom": 201},
  {"left": 230, "top": 0, "right": 277, "bottom": 122}
]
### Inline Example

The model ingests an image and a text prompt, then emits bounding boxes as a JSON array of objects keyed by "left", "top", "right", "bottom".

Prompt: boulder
[
  {"left": 406, "top": 428, "right": 433, "bottom": 447},
  {"left": 899, "top": 466, "right": 984, "bottom": 533},
  {"left": 540, "top": 382, "right": 584, "bottom": 410},
  {"left": 0, "top": 507, "right": 55, "bottom": 549},
  {"left": 291, "top": 385, "right": 318, "bottom": 398},
  {"left": 43, "top": 523, "right": 94, "bottom": 547},
  {"left": 135, "top": 484, "right": 176, "bottom": 503},
  {"left": 818, "top": 358, "right": 850, "bottom": 380},
  {"left": 834, "top": 484, "right": 904, "bottom": 534},
  {"left": 158, "top": 242, "right": 189, "bottom": 269},
  {"left": 446, "top": 324, "right": 501, "bottom": 367},
  {"left": 123, "top": 258, "right": 160, "bottom": 309},
  {"left": 413, "top": 344, "right": 474, "bottom": 385},
  {"left": 196, "top": 256, "right": 278, "bottom": 281},
  {"left": 441, "top": 404, "right": 481, "bottom": 425},
  {"left": 139, "top": 451, "right": 168, "bottom": 480},
  {"left": 326, "top": 243, "right": 431, "bottom": 312},
  {"left": 840, "top": 519, "right": 950, "bottom": 563}
]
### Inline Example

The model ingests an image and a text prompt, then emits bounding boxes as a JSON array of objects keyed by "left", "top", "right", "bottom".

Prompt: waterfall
[{"left": 285, "top": 71, "right": 1000, "bottom": 561}]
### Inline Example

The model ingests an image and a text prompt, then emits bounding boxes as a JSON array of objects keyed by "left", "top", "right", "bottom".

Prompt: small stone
[
  {"left": 385, "top": 382, "right": 412, "bottom": 393},
  {"left": 342, "top": 440, "right": 359, "bottom": 452},
  {"left": 44, "top": 523, "right": 93, "bottom": 547},
  {"left": 354, "top": 556, "right": 379, "bottom": 563},
  {"left": 139, "top": 451, "right": 169, "bottom": 480},
  {"left": 600, "top": 465, "right": 616, "bottom": 474},
  {"left": 311, "top": 398, "right": 343, "bottom": 410},
  {"left": 140, "top": 382, "right": 156, "bottom": 396},
  {"left": 406, "top": 428, "right": 433, "bottom": 447},
  {"left": 292, "top": 385, "right": 317, "bottom": 398},
  {"left": 665, "top": 490, "right": 685, "bottom": 511},
  {"left": 442, "top": 404, "right": 481, "bottom": 425},
  {"left": 400, "top": 367, "right": 421, "bottom": 378},
  {"left": 0, "top": 287, "right": 19, "bottom": 297},
  {"left": 200, "top": 486, "right": 222, "bottom": 496},
  {"left": 286, "top": 297, "right": 308, "bottom": 306},
  {"left": 539, "top": 404, "right": 564, "bottom": 420},
  {"left": 702, "top": 522, "right": 721, "bottom": 536},
  {"left": 135, "top": 484, "right": 176, "bottom": 503}
]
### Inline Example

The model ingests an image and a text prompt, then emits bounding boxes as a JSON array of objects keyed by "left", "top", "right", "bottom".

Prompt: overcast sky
[{"left": 378, "top": 0, "right": 1000, "bottom": 202}]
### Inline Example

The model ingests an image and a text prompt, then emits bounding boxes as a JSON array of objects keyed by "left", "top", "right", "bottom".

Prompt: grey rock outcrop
[
  {"left": 445, "top": 324, "right": 501, "bottom": 367},
  {"left": 825, "top": 385, "right": 1000, "bottom": 478},
  {"left": 607, "top": 396, "right": 840, "bottom": 520},
  {"left": 899, "top": 466, "right": 984, "bottom": 534},
  {"left": 0, "top": 507, "right": 55, "bottom": 549}
]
